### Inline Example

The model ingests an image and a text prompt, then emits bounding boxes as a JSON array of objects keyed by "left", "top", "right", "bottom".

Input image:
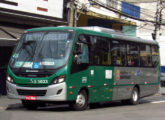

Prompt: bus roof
[
  {"left": 80, "top": 26, "right": 158, "bottom": 45},
  {"left": 26, "top": 26, "right": 158, "bottom": 45}
]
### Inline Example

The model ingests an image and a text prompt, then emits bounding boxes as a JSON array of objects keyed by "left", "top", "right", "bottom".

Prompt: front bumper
[{"left": 6, "top": 81, "right": 67, "bottom": 101}]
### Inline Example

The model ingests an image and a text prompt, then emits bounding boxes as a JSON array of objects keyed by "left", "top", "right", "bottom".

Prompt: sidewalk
[{"left": 0, "top": 96, "right": 20, "bottom": 108}]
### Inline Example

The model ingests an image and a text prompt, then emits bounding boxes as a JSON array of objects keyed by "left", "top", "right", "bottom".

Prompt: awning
[
  {"left": 0, "top": 25, "right": 24, "bottom": 46},
  {"left": 0, "top": 25, "right": 25, "bottom": 39},
  {"left": 77, "top": 9, "right": 136, "bottom": 26},
  {"left": 0, "top": 38, "right": 17, "bottom": 46}
]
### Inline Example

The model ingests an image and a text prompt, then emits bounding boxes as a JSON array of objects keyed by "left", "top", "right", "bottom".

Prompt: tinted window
[
  {"left": 90, "top": 36, "right": 110, "bottom": 66},
  {"left": 127, "top": 43, "right": 139, "bottom": 66},
  {"left": 151, "top": 45, "right": 159, "bottom": 67},
  {"left": 140, "top": 44, "right": 152, "bottom": 67},
  {"left": 76, "top": 35, "right": 89, "bottom": 64},
  {"left": 111, "top": 40, "right": 126, "bottom": 66}
]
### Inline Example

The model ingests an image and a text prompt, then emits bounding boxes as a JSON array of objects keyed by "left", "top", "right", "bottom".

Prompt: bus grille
[
  {"left": 15, "top": 74, "right": 50, "bottom": 78},
  {"left": 17, "top": 89, "right": 47, "bottom": 96}
]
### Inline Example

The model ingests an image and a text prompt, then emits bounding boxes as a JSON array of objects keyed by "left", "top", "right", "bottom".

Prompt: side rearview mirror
[{"left": 74, "top": 43, "right": 83, "bottom": 55}]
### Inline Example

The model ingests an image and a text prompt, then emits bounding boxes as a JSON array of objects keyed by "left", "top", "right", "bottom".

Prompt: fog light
[{"left": 56, "top": 89, "right": 63, "bottom": 95}]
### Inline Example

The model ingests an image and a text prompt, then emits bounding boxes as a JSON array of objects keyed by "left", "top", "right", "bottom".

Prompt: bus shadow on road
[
  {"left": 6, "top": 103, "right": 73, "bottom": 112},
  {"left": 37, "top": 104, "right": 72, "bottom": 112},
  {"left": 6, "top": 103, "right": 24, "bottom": 111},
  {"left": 89, "top": 99, "right": 152, "bottom": 110},
  {"left": 5, "top": 99, "right": 152, "bottom": 112}
]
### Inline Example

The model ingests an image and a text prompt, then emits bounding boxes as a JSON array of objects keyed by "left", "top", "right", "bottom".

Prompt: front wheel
[{"left": 71, "top": 90, "right": 88, "bottom": 111}]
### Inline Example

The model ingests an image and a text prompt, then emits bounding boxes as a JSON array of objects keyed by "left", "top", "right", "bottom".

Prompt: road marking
[{"left": 151, "top": 100, "right": 165, "bottom": 104}]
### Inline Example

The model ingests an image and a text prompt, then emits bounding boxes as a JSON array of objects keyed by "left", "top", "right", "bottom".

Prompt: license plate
[{"left": 25, "top": 96, "right": 37, "bottom": 100}]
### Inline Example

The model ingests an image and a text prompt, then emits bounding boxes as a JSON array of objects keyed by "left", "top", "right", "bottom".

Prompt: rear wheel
[
  {"left": 122, "top": 87, "right": 139, "bottom": 105},
  {"left": 71, "top": 90, "right": 88, "bottom": 111},
  {"left": 129, "top": 87, "right": 139, "bottom": 105}
]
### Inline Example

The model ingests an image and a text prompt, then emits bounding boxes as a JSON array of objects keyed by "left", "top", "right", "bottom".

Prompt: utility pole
[
  {"left": 153, "top": 0, "right": 162, "bottom": 41},
  {"left": 68, "top": 0, "right": 75, "bottom": 27}
]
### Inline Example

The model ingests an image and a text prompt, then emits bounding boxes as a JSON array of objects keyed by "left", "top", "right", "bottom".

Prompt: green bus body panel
[{"left": 67, "top": 66, "right": 114, "bottom": 102}]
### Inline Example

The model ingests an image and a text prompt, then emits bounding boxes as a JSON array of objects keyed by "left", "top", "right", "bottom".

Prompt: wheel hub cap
[
  {"left": 133, "top": 90, "right": 138, "bottom": 101},
  {"left": 76, "top": 94, "right": 85, "bottom": 107}
]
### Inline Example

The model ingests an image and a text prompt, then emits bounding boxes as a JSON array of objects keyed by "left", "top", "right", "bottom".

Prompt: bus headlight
[
  {"left": 50, "top": 75, "right": 65, "bottom": 85},
  {"left": 7, "top": 75, "right": 14, "bottom": 84}
]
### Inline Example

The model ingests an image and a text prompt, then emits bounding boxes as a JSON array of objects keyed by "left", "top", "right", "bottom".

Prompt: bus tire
[
  {"left": 122, "top": 87, "right": 139, "bottom": 105},
  {"left": 21, "top": 100, "right": 39, "bottom": 110},
  {"left": 129, "top": 87, "right": 139, "bottom": 105},
  {"left": 71, "top": 90, "right": 88, "bottom": 111}
]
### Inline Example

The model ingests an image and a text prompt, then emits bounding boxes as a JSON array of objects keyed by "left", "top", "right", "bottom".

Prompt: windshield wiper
[
  {"left": 15, "top": 32, "right": 48, "bottom": 72},
  {"left": 32, "top": 32, "right": 49, "bottom": 62}
]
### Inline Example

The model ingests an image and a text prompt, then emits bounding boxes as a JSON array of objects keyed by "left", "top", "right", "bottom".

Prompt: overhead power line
[
  {"left": 88, "top": 0, "right": 165, "bottom": 26},
  {"left": 89, "top": 0, "right": 156, "bottom": 24}
]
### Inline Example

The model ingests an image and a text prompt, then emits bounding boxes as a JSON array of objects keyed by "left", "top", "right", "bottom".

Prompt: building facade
[
  {"left": 0, "top": 0, "right": 68, "bottom": 95},
  {"left": 72, "top": 0, "right": 140, "bottom": 36}
]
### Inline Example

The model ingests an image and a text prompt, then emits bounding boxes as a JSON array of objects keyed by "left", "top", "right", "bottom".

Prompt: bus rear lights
[
  {"left": 6, "top": 75, "right": 14, "bottom": 84},
  {"left": 50, "top": 75, "right": 65, "bottom": 85}
]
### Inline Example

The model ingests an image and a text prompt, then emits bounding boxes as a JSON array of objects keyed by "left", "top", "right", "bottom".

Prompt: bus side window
[
  {"left": 140, "top": 44, "right": 152, "bottom": 67},
  {"left": 151, "top": 45, "right": 159, "bottom": 67},
  {"left": 111, "top": 40, "right": 126, "bottom": 66},
  {"left": 127, "top": 43, "right": 139, "bottom": 67},
  {"left": 71, "top": 35, "right": 89, "bottom": 74},
  {"left": 89, "top": 36, "right": 110, "bottom": 66},
  {"left": 90, "top": 36, "right": 101, "bottom": 65}
]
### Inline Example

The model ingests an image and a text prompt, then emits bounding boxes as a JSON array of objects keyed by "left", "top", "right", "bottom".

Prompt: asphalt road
[{"left": 1, "top": 87, "right": 165, "bottom": 120}]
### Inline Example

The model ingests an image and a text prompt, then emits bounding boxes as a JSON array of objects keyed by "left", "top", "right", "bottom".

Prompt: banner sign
[{"left": 0, "top": 0, "right": 64, "bottom": 19}]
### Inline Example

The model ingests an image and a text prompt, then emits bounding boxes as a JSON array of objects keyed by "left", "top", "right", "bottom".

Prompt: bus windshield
[{"left": 10, "top": 31, "right": 74, "bottom": 70}]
